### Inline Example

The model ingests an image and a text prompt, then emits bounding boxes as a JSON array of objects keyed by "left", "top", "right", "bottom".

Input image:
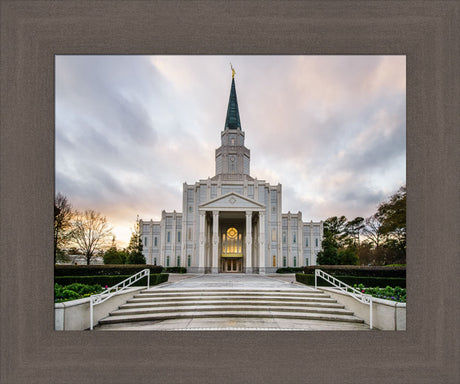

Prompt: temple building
[{"left": 140, "top": 71, "right": 323, "bottom": 273}]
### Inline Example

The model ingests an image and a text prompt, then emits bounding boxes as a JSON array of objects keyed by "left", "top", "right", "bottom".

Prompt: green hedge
[
  {"left": 302, "top": 265, "right": 406, "bottom": 278},
  {"left": 54, "top": 273, "right": 169, "bottom": 287},
  {"left": 276, "top": 267, "right": 304, "bottom": 273},
  {"left": 296, "top": 274, "right": 406, "bottom": 288},
  {"left": 54, "top": 264, "right": 163, "bottom": 276},
  {"left": 163, "top": 267, "right": 187, "bottom": 273}
]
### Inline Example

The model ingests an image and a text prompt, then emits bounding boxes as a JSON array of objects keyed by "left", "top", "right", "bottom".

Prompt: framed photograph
[{"left": 1, "top": 1, "right": 458, "bottom": 383}]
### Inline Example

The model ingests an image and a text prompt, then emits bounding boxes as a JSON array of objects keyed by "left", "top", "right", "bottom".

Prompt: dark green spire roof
[{"left": 224, "top": 78, "right": 241, "bottom": 130}]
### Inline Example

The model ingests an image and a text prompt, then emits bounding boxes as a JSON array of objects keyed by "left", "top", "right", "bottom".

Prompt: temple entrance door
[
  {"left": 221, "top": 226, "right": 243, "bottom": 273},
  {"left": 222, "top": 258, "right": 242, "bottom": 272}
]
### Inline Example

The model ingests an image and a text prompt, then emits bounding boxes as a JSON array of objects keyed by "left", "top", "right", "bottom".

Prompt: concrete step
[
  {"left": 137, "top": 290, "right": 327, "bottom": 298},
  {"left": 128, "top": 295, "right": 337, "bottom": 304},
  {"left": 99, "top": 310, "right": 364, "bottom": 325},
  {"left": 97, "top": 286, "right": 365, "bottom": 327},
  {"left": 120, "top": 299, "right": 345, "bottom": 310},
  {"left": 110, "top": 304, "right": 354, "bottom": 317}
]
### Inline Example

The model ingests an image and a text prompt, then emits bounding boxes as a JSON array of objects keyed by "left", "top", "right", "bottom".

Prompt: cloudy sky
[{"left": 56, "top": 55, "right": 406, "bottom": 247}]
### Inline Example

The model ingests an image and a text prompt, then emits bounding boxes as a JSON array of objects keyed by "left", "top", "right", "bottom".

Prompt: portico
[{"left": 199, "top": 192, "right": 265, "bottom": 274}]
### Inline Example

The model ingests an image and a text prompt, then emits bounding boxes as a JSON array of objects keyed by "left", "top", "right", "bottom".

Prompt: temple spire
[{"left": 224, "top": 66, "right": 241, "bottom": 130}]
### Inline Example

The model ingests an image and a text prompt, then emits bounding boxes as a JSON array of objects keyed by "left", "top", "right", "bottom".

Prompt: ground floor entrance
[{"left": 222, "top": 257, "right": 243, "bottom": 272}]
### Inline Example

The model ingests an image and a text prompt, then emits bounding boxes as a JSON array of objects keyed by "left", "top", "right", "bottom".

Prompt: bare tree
[
  {"left": 54, "top": 193, "right": 73, "bottom": 263},
  {"left": 362, "top": 215, "right": 384, "bottom": 248},
  {"left": 71, "top": 210, "right": 113, "bottom": 265}
]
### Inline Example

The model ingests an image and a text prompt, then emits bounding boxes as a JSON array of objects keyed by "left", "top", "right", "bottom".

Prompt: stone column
[
  {"left": 212, "top": 211, "right": 219, "bottom": 274},
  {"left": 246, "top": 211, "right": 253, "bottom": 273},
  {"left": 198, "top": 211, "right": 205, "bottom": 273},
  {"left": 259, "top": 211, "right": 265, "bottom": 274}
]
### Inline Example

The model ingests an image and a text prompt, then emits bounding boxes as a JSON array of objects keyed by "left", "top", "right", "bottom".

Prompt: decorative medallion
[
  {"left": 227, "top": 227, "right": 238, "bottom": 239},
  {"left": 229, "top": 197, "right": 236, "bottom": 205}
]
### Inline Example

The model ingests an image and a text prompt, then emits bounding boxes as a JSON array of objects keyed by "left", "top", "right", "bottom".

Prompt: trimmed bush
[
  {"left": 163, "top": 267, "right": 187, "bottom": 273},
  {"left": 54, "top": 264, "right": 163, "bottom": 276},
  {"left": 55, "top": 283, "right": 103, "bottom": 302},
  {"left": 55, "top": 273, "right": 169, "bottom": 287},
  {"left": 276, "top": 267, "right": 304, "bottom": 273},
  {"left": 296, "top": 273, "right": 406, "bottom": 288},
  {"left": 302, "top": 265, "right": 406, "bottom": 278}
]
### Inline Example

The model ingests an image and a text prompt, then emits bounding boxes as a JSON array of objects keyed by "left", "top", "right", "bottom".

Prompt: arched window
[{"left": 222, "top": 227, "right": 242, "bottom": 255}]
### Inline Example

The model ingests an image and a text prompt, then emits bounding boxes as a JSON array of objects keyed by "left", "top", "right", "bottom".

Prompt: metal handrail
[
  {"left": 315, "top": 269, "right": 373, "bottom": 329},
  {"left": 89, "top": 268, "right": 150, "bottom": 330}
]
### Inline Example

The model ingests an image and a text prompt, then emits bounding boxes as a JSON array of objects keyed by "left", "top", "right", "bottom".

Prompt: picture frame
[{"left": 1, "top": 1, "right": 458, "bottom": 383}]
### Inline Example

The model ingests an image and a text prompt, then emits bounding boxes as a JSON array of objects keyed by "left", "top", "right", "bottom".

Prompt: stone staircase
[{"left": 98, "top": 287, "right": 365, "bottom": 326}]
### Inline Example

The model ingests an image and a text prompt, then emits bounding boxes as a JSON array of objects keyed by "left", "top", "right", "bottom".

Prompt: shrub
[
  {"left": 302, "top": 265, "right": 406, "bottom": 278},
  {"left": 55, "top": 265, "right": 163, "bottom": 276},
  {"left": 54, "top": 273, "right": 169, "bottom": 287},
  {"left": 353, "top": 284, "right": 406, "bottom": 302},
  {"left": 276, "top": 267, "right": 304, "bottom": 273},
  {"left": 295, "top": 273, "right": 406, "bottom": 288},
  {"left": 163, "top": 267, "right": 187, "bottom": 273},
  {"left": 54, "top": 283, "right": 103, "bottom": 302}
]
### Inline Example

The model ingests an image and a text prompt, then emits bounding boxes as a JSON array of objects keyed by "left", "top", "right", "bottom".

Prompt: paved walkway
[
  {"left": 156, "top": 273, "right": 309, "bottom": 290},
  {"left": 96, "top": 274, "right": 369, "bottom": 331}
]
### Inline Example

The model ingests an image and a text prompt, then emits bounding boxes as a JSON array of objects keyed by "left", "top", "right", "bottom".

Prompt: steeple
[
  {"left": 213, "top": 67, "right": 251, "bottom": 180},
  {"left": 224, "top": 66, "right": 241, "bottom": 130}
]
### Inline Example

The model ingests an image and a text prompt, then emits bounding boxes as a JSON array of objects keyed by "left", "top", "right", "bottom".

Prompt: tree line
[
  {"left": 54, "top": 193, "right": 145, "bottom": 265},
  {"left": 316, "top": 185, "right": 406, "bottom": 266}
]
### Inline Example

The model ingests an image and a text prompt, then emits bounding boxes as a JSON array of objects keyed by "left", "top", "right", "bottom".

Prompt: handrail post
[
  {"left": 147, "top": 269, "right": 150, "bottom": 288},
  {"left": 90, "top": 298, "right": 93, "bottom": 330},
  {"left": 315, "top": 270, "right": 317, "bottom": 289},
  {"left": 370, "top": 297, "right": 373, "bottom": 330}
]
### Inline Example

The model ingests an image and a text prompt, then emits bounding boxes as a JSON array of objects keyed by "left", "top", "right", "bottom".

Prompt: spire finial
[{"left": 230, "top": 63, "right": 235, "bottom": 78}]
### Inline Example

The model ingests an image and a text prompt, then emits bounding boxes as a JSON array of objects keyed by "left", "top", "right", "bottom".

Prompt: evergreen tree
[{"left": 126, "top": 216, "right": 146, "bottom": 265}]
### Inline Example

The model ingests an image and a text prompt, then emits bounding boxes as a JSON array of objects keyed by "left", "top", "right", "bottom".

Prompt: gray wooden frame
[{"left": 1, "top": 1, "right": 458, "bottom": 383}]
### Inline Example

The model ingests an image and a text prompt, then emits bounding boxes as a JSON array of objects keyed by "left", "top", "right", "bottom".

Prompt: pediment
[{"left": 199, "top": 192, "right": 265, "bottom": 211}]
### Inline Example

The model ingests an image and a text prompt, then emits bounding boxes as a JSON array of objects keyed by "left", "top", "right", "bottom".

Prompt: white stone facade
[{"left": 140, "top": 76, "right": 323, "bottom": 273}]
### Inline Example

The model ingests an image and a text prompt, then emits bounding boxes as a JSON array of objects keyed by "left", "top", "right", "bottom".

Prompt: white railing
[
  {"left": 89, "top": 268, "right": 150, "bottom": 330},
  {"left": 315, "top": 269, "right": 373, "bottom": 329}
]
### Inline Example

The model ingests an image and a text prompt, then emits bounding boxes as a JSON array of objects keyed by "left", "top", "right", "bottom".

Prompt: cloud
[{"left": 55, "top": 55, "right": 406, "bottom": 246}]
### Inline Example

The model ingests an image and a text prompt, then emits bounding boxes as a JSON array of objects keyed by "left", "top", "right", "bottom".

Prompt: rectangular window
[
  {"left": 273, "top": 255, "right": 276, "bottom": 267},
  {"left": 177, "top": 256, "right": 180, "bottom": 266},
  {"left": 283, "top": 256, "right": 287, "bottom": 267},
  {"left": 166, "top": 256, "right": 170, "bottom": 267},
  {"left": 283, "top": 232, "right": 286, "bottom": 243},
  {"left": 272, "top": 228, "right": 276, "bottom": 242},
  {"left": 305, "top": 258, "right": 309, "bottom": 266},
  {"left": 188, "top": 255, "right": 191, "bottom": 267},
  {"left": 167, "top": 232, "right": 170, "bottom": 243},
  {"left": 305, "top": 238, "right": 308, "bottom": 247},
  {"left": 154, "top": 237, "right": 157, "bottom": 247},
  {"left": 293, "top": 233, "right": 296, "bottom": 243},
  {"left": 294, "top": 257, "right": 296, "bottom": 267},
  {"left": 315, "top": 238, "right": 318, "bottom": 247},
  {"left": 144, "top": 237, "right": 147, "bottom": 246},
  {"left": 178, "top": 231, "right": 181, "bottom": 243},
  {"left": 188, "top": 227, "right": 192, "bottom": 241},
  {"left": 189, "top": 206, "right": 193, "bottom": 213},
  {"left": 154, "top": 257, "right": 157, "bottom": 265}
]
